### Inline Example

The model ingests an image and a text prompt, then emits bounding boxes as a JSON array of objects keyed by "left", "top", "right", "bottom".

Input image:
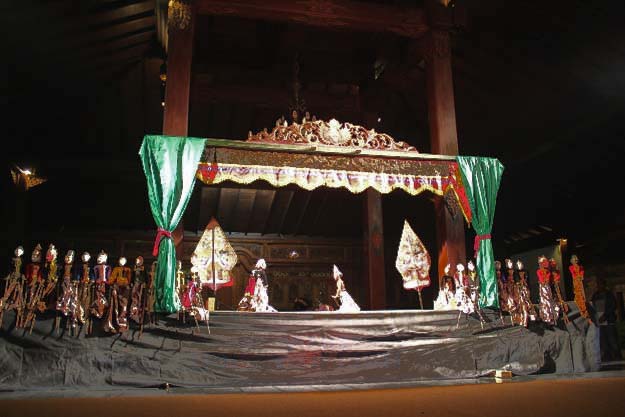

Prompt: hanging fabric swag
[
  {"left": 456, "top": 156, "right": 504, "bottom": 308},
  {"left": 139, "top": 136, "right": 206, "bottom": 313}
]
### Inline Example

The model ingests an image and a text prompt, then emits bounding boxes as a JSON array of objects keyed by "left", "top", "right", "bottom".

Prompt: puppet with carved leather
[
  {"left": 56, "top": 250, "right": 79, "bottom": 329},
  {"left": 549, "top": 258, "right": 569, "bottom": 323},
  {"left": 21, "top": 244, "right": 44, "bottom": 329},
  {"left": 74, "top": 251, "right": 93, "bottom": 328},
  {"left": 496, "top": 260, "right": 510, "bottom": 315},
  {"left": 434, "top": 264, "right": 456, "bottom": 310},
  {"left": 129, "top": 256, "right": 146, "bottom": 324},
  {"left": 513, "top": 259, "right": 535, "bottom": 327},
  {"left": 144, "top": 261, "right": 157, "bottom": 323},
  {"left": 504, "top": 259, "right": 520, "bottom": 324},
  {"left": 90, "top": 250, "right": 110, "bottom": 320},
  {"left": 105, "top": 256, "right": 132, "bottom": 333},
  {"left": 454, "top": 263, "right": 473, "bottom": 315},
  {"left": 569, "top": 255, "right": 591, "bottom": 324},
  {"left": 466, "top": 260, "right": 485, "bottom": 323},
  {"left": 537, "top": 255, "right": 559, "bottom": 325},
  {"left": 0, "top": 246, "right": 26, "bottom": 326},
  {"left": 41, "top": 244, "right": 60, "bottom": 306}
]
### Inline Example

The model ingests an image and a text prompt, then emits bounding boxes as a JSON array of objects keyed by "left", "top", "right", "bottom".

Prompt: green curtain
[
  {"left": 456, "top": 156, "right": 504, "bottom": 308},
  {"left": 139, "top": 135, "right": 206, "bottom": 313}
]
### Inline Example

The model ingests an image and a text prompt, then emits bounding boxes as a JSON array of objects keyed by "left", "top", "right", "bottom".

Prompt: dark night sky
[{"left": 1, "top": 0, "right": 624, "bottom": 265}]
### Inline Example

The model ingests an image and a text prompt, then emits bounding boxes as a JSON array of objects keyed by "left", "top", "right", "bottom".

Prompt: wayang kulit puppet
[
  {"left": 90, "top": 250, "right": 111, "bottom": 322},
  {"left": 570, "top": 255, "right": 591, "bottom": 324},
  {"left": 514, "top": 259, "right": 536, "bottom": 327},
  {"left": 22, "top": 244, "right": 44, "bottom": 330},
  {"left": 0, "top": 246, "right": 26, "bottom": 326},
  {"left": 434, "top": 264, "right": 456, "bottom": 310},
  {"left": 105, "top": 256, "right": 132, "bottom": 333},
  {"left": 549, "top": 258, "right": 569, "bottom": 324},
  {"left": 537, "top": 256, "right": 559, "bottom": 325},
  {"left": 56, "top": 250, "right": 79, "bottom": 332}
]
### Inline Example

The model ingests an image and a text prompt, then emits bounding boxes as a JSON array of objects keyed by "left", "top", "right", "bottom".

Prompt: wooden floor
[{"left": 2, "top": 376, "right": 625, "bottom": 417}]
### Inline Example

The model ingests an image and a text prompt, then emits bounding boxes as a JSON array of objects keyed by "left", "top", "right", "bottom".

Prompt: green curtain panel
[
  {"left": 139, "top": 135, "right": 207, "bottom": 313},
  {"left": 456, "top": 156, "right": 504, "bottom": 308}
]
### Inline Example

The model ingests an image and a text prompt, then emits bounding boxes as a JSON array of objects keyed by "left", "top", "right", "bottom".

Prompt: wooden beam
[
  {"left": 192, "top": 79, "right": 359, "bottom": 112},
  {"left": 198, "top": 186, "right": 220, "bottom": 230},
  {"left": 310, "top": 192, "right": 329, "bottom": 235},
  {"left": 78, "top": 30, "right": 155, "bottom": 61},
  {"left": 85, "top": 42, "right": 152, "bottom": 70},
  {"left": 293, "top": 192, "right": 313, "bottom": 236},
  {"left": 196, "top": 0, "right": 428, "bottom": 38},
  {"left": 248, "top": 190, "right": 276, "bottom": 234},
  {"left": 362, "top": 189, "right": 386, "bottom": 310},
  {"left": 217, "top": 188, "right": 240, "bottom": 231},
  {"left": 425, "top": 29, "right": 458, "bottom": 155},
  {"left": 268, "top": 190, "right": 295, "bottom": 234},
  {"left": 48, "top": 1, "right": 154, "bottom": 40},
  {"left": 163, "top": 5, "right": 195, "bottom": 136},
  {"left": 232, "top": 189, "right": 258, "bottom": 233},
  {"left": 51, "top": 16, "right": 156, "bottom": 52}
]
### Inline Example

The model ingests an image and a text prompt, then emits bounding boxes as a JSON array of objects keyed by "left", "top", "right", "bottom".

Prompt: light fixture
[
  {"left": 11, "top": 165, "right": 46, "bottom": 191},
  {"left": 160, "top": 61, "right": 167, "bottom": 108}
]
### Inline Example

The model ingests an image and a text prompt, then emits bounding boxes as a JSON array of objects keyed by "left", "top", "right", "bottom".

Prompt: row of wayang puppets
[
  {"left": 0, "top": 244, "right": 162, "bottom": 335},
  {"left": 433, "top": 254, "right": 591, "bottom": 328}
]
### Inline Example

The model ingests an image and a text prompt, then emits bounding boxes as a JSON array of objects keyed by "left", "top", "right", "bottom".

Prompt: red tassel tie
[
  {"left": 474, "top": 234, "right": 491, "bottom": 255},
  {"left": 152, "top": 227, "right": 173, "bottom": 256}
]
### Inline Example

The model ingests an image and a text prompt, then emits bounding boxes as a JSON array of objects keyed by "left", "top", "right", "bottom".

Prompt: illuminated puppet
[
  {"left": 434, "top": 264, "right": 456, "bottom": 310},
  {"left": 332, "top": 265, "right": 360, "bottom": 313},
  {"left": 0, "top": 246, "right": 26, "bottom": 326},
  {"left": 503, "top": 259, "right": 518, "bottom": 324},
  {"left": 129, "top": 256, "right": 146, "bottom": 324},
  {"left": 467, "top": 260, "right": 485, "bottom": 323},
  {"left": 395, "top": 220, "right": 431, "bottom": 309},
  {"left": 192, "top": 218, "right": 237, "bottom": 291},
  {"left": 549, "top": 258, "right": 569, "bottom": 323},
  {"left": 76, "top": 252, "right": 93, "bottom": 330},
  {"left": 21, "top": 244, "right": 43, "bottom": 329},
  {"left": 514, "top": 259, "right": 535, "bottom": 327},
  {"left": 238, "top": 259, "right": 276, "bottom": 312},
  {"left": 537, "top": 255, "right": 559, "bottom": 325},
  {"left": 105, "top": 256, "right": 132, "bottom": 333},
  {"left": 569, "top": 255, "right": 591, "bottom": 323},
  {"left": 90, "top": 250, "right": 110, "bottom": 320},
  {"left": 454, "top": 263, "right": 473, "bottom": 315},
  {"left": 41, "top": 244, "right": 59, "bottom": 305},
  {"left": 56, "top": 250, "right": 79, "bottom": 330}
]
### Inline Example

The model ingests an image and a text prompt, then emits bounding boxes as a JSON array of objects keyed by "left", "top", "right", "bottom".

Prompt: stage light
[
  {"left": 377, "top": 117, "right": 382, "bottom": 123},
  {"left": 11, "top": 165, "right": 46, "bottom": 191},
  {"left": 288, "top": 250, "right": 300, "bottom": 260}
]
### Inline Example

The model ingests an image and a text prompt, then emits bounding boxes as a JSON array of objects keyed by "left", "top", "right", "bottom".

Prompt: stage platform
[{"left": 0, "top": 303, "right": 599, "bottom": 393}]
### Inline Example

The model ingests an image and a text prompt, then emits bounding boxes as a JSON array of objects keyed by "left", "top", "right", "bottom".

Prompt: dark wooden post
[
  {"left": 363, "top": 189, "right": 386, "bottom": 310},
  {"left": 425, "top": 2, "right": 466, "bottom": 274},
  {"left": 162, "top": 2, "right": 196, "bottom": 257}
]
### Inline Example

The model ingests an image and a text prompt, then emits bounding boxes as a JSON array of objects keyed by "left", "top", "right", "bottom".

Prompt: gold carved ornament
[
  {"left": 168, "top": 0, "right": 192, "bottom": 30},
  {"left": 247, "top": 118, "right": 418, "bottom": 152}
]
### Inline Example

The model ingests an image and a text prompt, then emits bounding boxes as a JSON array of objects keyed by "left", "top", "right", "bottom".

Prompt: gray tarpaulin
[{"left": 0, "top": 302, "right": 599, "bottom": 391}]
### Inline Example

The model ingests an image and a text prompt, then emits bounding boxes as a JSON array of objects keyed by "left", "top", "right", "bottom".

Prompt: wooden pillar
[
  {"left": 425, "top": 7, "right": 466, "bottom": 272},
  {"left": 162, "top": 2, "right": 196, "bottom": 257},
  {"left": 363, "top": 189, "right": 386, "bottom": 310}
]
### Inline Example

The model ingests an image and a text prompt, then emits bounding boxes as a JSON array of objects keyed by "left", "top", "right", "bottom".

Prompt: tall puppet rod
[{"left": 211, "top": 227, "right": 216, "bottom": 310}]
